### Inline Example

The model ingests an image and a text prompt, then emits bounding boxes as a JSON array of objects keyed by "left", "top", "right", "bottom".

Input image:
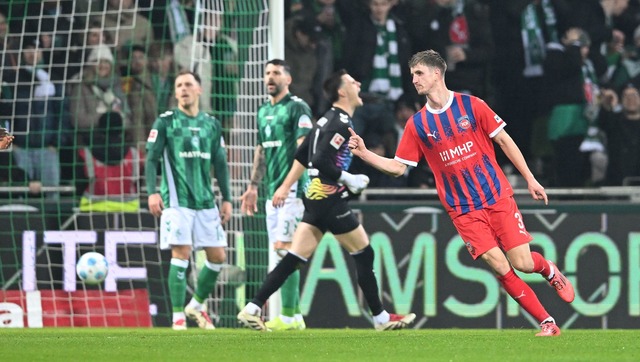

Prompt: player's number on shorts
[{"left": 514, "top": 212, "right": 527, "bottom": 235}]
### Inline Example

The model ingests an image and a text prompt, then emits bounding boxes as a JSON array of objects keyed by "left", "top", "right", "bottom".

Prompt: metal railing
[{"left": 360, "top": 186, "right": 640, "bottom": 202}]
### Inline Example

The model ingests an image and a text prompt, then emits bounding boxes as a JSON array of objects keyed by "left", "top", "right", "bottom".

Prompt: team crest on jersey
[
  {"left": 147, "top": 129, "right": 158, "bottom": 143},
  {"left": 457, "top": 115, "right": 471, "bottom": 130},
  {"left": 265, "top": 124, "right": 272, "bottom": 138},
  {"left": 330, "top": 133, "right": 345, "bottom": 149},
  {"left": 465, "top": 241, "right": 476, "bottom": 257}
]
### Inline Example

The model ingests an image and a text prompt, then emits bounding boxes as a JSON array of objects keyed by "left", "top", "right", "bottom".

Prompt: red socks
[
  {"left": 497, "top": 269, "right": 550, "bottom": 323},
  {"left": 531, "top": 251, "right": 551, "bottom": 279}
]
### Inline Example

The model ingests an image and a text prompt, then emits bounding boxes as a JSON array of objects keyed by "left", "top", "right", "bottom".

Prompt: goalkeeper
[{"left": 238, "top": 70, "right": 416, "bottom": 331}]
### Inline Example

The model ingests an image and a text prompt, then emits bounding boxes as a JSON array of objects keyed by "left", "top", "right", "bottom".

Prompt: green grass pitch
[{"left": 1, "top": 328, "right": 638, "bottom": 361}]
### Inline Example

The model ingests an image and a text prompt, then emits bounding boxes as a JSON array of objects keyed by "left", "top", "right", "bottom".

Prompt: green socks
[
  {"left": 168, "top": 258, "right": 188, "bottom": 313},
  {"left": 280, "top": 269, "right": 300, "bottom": 317},
  {"left": 194, "top": 261, "right": 222, "bottom": 303}
]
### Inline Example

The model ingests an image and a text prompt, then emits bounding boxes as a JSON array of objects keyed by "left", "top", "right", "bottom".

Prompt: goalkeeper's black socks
[
  {"left": 252, "top": 252, "right": 307, "bottom": 307},
  {"left": 351, "top": 245, "right": 384, "bottom": 316}
]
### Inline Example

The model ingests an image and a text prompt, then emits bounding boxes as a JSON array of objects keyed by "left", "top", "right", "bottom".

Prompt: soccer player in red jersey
[{"left": 348, "top": 50, "right": 574, "bottom": 337}]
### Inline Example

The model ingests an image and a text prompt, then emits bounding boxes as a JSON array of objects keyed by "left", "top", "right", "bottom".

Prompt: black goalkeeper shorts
[{"left": 302, "top": 192, "right": 359, "bottom": 235}]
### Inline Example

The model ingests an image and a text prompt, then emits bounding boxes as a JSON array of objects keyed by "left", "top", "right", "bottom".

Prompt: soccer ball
[{"left": 76, "top": 252, "right": 109, "bottom": 284}]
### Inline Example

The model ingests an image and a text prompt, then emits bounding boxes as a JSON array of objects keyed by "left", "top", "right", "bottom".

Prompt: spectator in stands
[
  {"left": 485, "top": 0, "right": 568, "bottom": 166},
  {"left": 603, "top": 25, "right": 640, "bottom": 89},
  {"left": 295, "top": 0, "right": 346, "bottom": 114},
  {"left": 121, "top": 44, "right": 157, "bottom": 148},
  {"left": 27, "top": 5, "right": 73, "bottom": 85},
  {"left": 167, "top": 1, "right": 241, "bottom": 136},
  {"left": 0, "top": 10, "right": 6, "bottom": 44},
  {"left": 285, "top": 15, "right": 323, "bottom": 116},
  {"left": 406, "top": 0, "right": 494, "bottom": 99},
  {"left": 563, "top": 0, "right": 629, "bottom": 78},
  {"left": 598, "top": 84, "right": 640, "bottom": 185},
  {"left": 629, "top": 25, "right": 640, "bottom": 83},
  {"left": 207, "top": 17, "right": 241, "bottom": 141},
  {"left": 0, "top": 150, "right": 43, "bottom": 199},
  {"left": 601, "top": 29, "right": 633, "bottom": 89},
  {"left": 337, "top": 0, "right": 412, "bottom": 165},
  {"left": 544, "top": 27, "right": 600, "bottom": 187},
  {"left": 68, "top": 45, "right": 131, "bottom": 142},
  {"left": 75, "top": 112, "right": 143, "bottom": 212},
  {"left": 0, "top": 10, "right": 10, "bottom": 70},
  {"left": 90, "top": 0, "right": 155, "bottom": 67},
  {"left": 148, "top": 41, "right": 176, "bottom": 116},
  {"left": 0, "top": 8, "right": 23, "bottom": 70},
  {"left": 338, "top": 0, "right": 413, "bottom": 103},
  {"left": 68, "top": 20, "right": 107, "bottom": 80},
  {"left": 3, "top": 37, "right": 61, "bottom": 200},
  {"left": 167, "top": 0, "right": 213, "bottom": 112},
  {"left": 612, "top": 0, "right": 640, "bottom": 43}
]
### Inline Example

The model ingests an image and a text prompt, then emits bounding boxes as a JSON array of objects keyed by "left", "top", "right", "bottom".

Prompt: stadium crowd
[{"left": 1, "top": 0, "right": 640, "bottom": 204}]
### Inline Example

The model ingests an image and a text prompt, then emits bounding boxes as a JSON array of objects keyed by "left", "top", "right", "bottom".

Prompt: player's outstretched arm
[
  {"left": 348, "top": 128, "right": 407, "bottom": 177},
  {"left": 493, "top": 130, "right": 548, "bottom": 205}
]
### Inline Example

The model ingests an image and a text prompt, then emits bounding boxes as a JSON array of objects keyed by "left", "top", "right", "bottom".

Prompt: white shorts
[
  {"left": 265, "top": 193, "right": 304, "bottom": 244},
  {"left": 159, "top": 206, "right": 227, "bottom": 250}
]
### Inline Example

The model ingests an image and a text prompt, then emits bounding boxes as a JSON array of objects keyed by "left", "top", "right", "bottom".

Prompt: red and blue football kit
[
  {"left": 395, "top": 91, "right": 512, "bottom": 218},
  {"left": 395, "top": 91, "right": 531, "bottom": 258}
]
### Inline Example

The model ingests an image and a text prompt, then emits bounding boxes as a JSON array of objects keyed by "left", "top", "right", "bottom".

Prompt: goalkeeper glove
[{"left": 338, "top": 171, "right": 370, "bottom": 194}]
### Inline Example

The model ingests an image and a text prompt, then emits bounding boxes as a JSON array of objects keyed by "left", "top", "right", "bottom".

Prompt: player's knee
[
  {"left": 511, "top": 257, "right": 534, "bottom": 273},
  {"left": 171, "top": 245, "right": 191, "bottom": 260},
  {"left": 480, "top": 253, "right": 511, "bottom": 275},
  {"left": 285, "top": 251, "right": 307, "bottom": 270},
  {"left": 206, "top": 247, "right": 226, "bottom": 264}
]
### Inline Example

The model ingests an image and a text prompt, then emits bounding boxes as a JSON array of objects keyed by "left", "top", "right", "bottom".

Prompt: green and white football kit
[
  {"left": 146, "top": 108, "right": 231, "bottom": 250},
  {"left": 256, "top": 93, "right": 312, "bottom": 329}
]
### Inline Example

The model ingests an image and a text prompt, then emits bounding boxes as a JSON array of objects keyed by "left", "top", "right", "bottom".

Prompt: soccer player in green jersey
[
  {"left": 240, "top": 59, "right": 313, "bottom": 330},
  {"left": 146, "top": 70, "right": 232, "bottom": 330}
]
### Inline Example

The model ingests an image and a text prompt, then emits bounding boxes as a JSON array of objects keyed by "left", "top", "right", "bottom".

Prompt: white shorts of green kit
[
  {"left": 265, "top": 193, "right": 304, "bottom": 243},
  {"left": 159, "top": 206, "right": 227, "bottom": 250}
]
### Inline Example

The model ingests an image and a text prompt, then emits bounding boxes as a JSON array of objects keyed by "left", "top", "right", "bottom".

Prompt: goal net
[{"left": 0, "top": 0, "right": 271, "bottom": 328}]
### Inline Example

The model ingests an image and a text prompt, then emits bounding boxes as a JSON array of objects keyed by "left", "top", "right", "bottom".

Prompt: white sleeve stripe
[
  {"left": 489, "top": 122, "right": 506, "bottom": 138},
  {"left": 394, "top": 156, "right": 418, "bottom": 167}
]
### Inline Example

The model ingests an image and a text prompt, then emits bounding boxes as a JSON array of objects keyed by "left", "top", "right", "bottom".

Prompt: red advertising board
[{"left": 0, "top": 289, "right": 151, "bottom": 327}]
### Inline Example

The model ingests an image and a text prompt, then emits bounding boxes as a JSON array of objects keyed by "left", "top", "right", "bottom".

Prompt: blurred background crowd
[{"left": 1, "top": 0, "right": 640, "bottom": 204}]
